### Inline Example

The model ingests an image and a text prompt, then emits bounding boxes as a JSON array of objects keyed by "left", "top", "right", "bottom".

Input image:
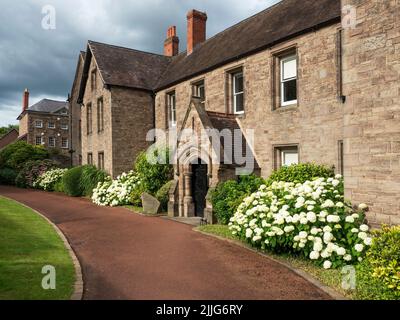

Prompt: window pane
[
  {"left": 283, "top": 79, "right": 297, "bottom": 103},
  {"left": 199, "top": 85, "right": 205, "bottom": 100},
  {"left": 283, "top": 57, "right": 297, "bottom": 80},
  {"left": 234, "top": 73, "right": 243, "bottom": 93},
  {"left": 235, "top": 93, "right": 244, "bottom": 113},
  {"left": 282, "top": 150, "right": 299, "bottom": 166}
]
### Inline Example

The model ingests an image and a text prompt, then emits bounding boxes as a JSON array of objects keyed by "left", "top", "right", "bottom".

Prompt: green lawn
[
  {"left": 196, "top": 224, "right": 397, "bottom": 300},
  {"left": 0, "top": 196, "right": 75, "bottom": 300}
]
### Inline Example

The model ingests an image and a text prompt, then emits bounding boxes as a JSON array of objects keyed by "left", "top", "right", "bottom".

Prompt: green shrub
[
  {"left": 15, "top": 160, "right": 58, "bottom": 188},
  {"left": 62, "top": 166, "right": 84, "bottom": 197},
  {"left": 130, "top": 184, "right": 146, "bottom": 207},
  {"left": 54, "top": 180, "right": 65, "bottom": 193},
  {"left": 366, "top": 225, "right": 400, "bottom": 298},
  {"left": 80, "top": 165, "right": 109, "bottom": 197},
  {"left": 156, "top": 180, "right": 174, "bottom": 211},
  {"left": 134, "top": 146, "right": 173, "bottom": 195},
  {"left": 0, "top": 141, "right": 48, "bottom": 170},
  {"left": 211, "top": 174, "right": 265, "bottom": 225},
  {"left": 0, "top": 168, "right": 18, "bottom": 185},
  {"left": 266, "top": 163, "right": 335, "bottom": 185}
]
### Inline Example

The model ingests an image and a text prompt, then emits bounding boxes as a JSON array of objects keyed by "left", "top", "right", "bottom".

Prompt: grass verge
[
  {"left": 0, "top": 196, "right": 75, "bottom": 300},
  {"left": 196, "top": 224, "right": 397, "bottom": 300}
]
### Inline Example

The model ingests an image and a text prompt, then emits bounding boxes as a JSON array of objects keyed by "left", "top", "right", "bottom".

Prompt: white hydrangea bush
[
  {"left": 228, "top": 175, "right": 372, "bottom": 269},
  {"left": 92, "top": 170, "right": 141, "bottom": 207},
  {"left": 33, "top": 168, "right": 68, "bottom": 191}
]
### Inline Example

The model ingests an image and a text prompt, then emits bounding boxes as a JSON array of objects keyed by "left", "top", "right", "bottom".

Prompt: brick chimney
[
  {"left": 22, "top": 88, "right": 29, "bottom": 112},
  {"left": 187, "top": 9, "right": 207, "bottom": 55},
  {"left": 164, "top": 26, "right": 179, "bottom": 56}
]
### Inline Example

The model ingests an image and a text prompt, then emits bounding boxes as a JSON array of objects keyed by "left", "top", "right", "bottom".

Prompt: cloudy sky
[{"left": 0, "top": 0, "right": 280, "bottom": 126}]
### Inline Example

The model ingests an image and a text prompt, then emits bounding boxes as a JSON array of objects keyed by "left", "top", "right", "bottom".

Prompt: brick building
[
  {"left": 73, "top": 0, "right": 399, "bottom": 224},
  {"left": 17, "top": 89, "right": 70, "bottom": 156}
]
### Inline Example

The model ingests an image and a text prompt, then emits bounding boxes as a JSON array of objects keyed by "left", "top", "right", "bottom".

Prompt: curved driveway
[{"left": 0, "top": 186, "right": 331, "bottom": 300}]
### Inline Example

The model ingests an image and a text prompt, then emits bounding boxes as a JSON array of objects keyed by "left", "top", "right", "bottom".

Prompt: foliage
[
  {"left": 15, "top": 160, "right": 58, "bottom": 188},
  {"left": 33, "top": 168, "right": 68, "bottom": 191},
  {"left": 211, "top": 174, "right": 265, "bottom": 225},
  {"left": 80, "top": 165, "right": 109, "bottom": 197},
  {"left": 92, "top": 171, "right": 141, "bottom": 206},
  {"left": 0, "top": 168, "right": 18, "bottom": 185},
  {"left": 54, "top": 180, "right": 65, "bottom": 193},
  {"left": 229, "top": 175, "right": 372, "bottom": 269},
  {"left": 266, "top": 163, "right": 335, "bottom": 185},
  {"left": 62, "top": 166, "right": 85, "bottom": 197},
  {"left": 0, "top": 124, "right": 18, "bottom": 138},
  {"left": 134, "top": 146, "right": 173, "bottom": 196},
  {"left": 365, "top": 225, "right": 400, "bottom": 297},
  {"left": 130, "top": 184, "right": 146, "bottom": 207},
  {"left": 0, "top": 141, "right": 48, "bottom": 171},
  {"left": 156, "top": 180, "right": 174, "bottom": 211}
]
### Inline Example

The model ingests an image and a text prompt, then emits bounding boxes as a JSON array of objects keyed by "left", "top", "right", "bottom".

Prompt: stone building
[
  {"left": 17, "top": 89, "right": 70, "bottom": 157},
  {"left": 76, "top": 41, "right": 170, "bottom": 177},
  {"left": 73, "top": 0, "right": 399, "bottom": 224},
  {"left": 68, "top": 51, "right": 86, "bottom": 166}
]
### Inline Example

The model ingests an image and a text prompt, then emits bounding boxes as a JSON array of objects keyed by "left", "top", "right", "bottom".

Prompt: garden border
[
  {"left": 194, "top": 228, "right": 348, "bottom": 300},
  {"left": 3, "top": 196, "right": 84, "bottom": 300}
]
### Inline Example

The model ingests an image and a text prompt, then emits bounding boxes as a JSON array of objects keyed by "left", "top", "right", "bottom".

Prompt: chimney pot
[
  {"left": 164, "top": 25, "right": 179, "bottom": 57},
  {"left": 23, "top": 88, "right": 29, "bottom": 112},
  {"left": 187, "top": 9, "right": 207, "bottom": 55}
]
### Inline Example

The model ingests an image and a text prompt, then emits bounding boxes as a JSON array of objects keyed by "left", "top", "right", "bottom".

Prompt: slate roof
[
  {"left": 157, "top": 0, "right": 341, "bottom": 89},
  {"left": 28, "top": 99, "right": 68, "bottom": 113},
  {"left": 86, "top": 41, "right": 171, "bottom": 90},
  {"left": 207, "top": 111, "right": 260, "bottom": 169},
  {"left": 78, "top": 0, "right": 340, "bottom": 97}
]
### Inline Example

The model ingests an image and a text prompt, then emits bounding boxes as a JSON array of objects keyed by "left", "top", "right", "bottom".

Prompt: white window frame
[
  {"left": 35, "top": 120, "right": 43, "bottom": 128},
  {"left": 281, "top": 148, "right": 299, "bottom": 167},
  {"left": 193, "top": 82, "right": 205, "bottom": 104},
  {"left": 280, "top": 55, "right": 298, "bottom": 107},
  {"left": 35, "top": 136, "right": 43, "bottom": 145},
  {"left": 60, "top": 123, "right": 69, "bottom": 130},
  {"left": 48, "top": 137, "right": 56, "bottom": 148},
  {"left": 233, "top": 72, "right": 244, "bottom": 114},
  {"left": 48, "top": 122, "right": 55, "bottom": 129},
  {"left": 168, "top": 92, "right": 176, "bottom": 127},
  {"left": 61, "top": 138, "right": 69, "bottom": 149}
]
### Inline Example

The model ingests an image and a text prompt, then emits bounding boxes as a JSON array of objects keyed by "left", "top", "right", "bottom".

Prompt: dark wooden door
[{"left": 191, "top": 163, "right": 208, "bottom": 217}]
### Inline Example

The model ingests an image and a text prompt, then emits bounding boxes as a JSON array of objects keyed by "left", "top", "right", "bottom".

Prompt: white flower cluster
[
  {"left": 33, "top": 168, "right": 68, "bottom": 191},
  {"left": 229, "top": 175, "right": 371, "bottom": 269},
  {"left": 91, "top": 170, "right": 141, "bottom": 207}
]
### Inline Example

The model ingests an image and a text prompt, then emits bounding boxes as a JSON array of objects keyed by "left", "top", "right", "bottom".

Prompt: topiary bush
[
  {"left": 134, "top": 146, "right": 173, "bottom": 196},
  {"left": 80, "top": 165, "right": 109, "bottom": 197},
  {"left": 366, "top": 225, "right": 400, "bottom": 297},
  {"left": 211, "top": 174, "right": 265, "bottom": 225},
  {"left": 62, "top": 166, "right": 85, "bottom": 197},
  {"left": 156, "top": 180, "right": 174, "bottom": 211},
  {"left": 0, "top": 168, "right": 18, "bottom": 185},
  {"left": 0, "top": 141, "right": 48, "bottom": 171},
  {"left": 15, "top": 159, "right": 59, "bottom": 188},
  {"left": 266, "top": 163, "right": 335, "bottom": 185}
]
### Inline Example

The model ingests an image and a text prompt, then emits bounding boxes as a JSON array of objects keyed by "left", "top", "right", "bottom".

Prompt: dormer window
[{"left": 60, "top": 109, "right": 68, "bottom": 115}]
